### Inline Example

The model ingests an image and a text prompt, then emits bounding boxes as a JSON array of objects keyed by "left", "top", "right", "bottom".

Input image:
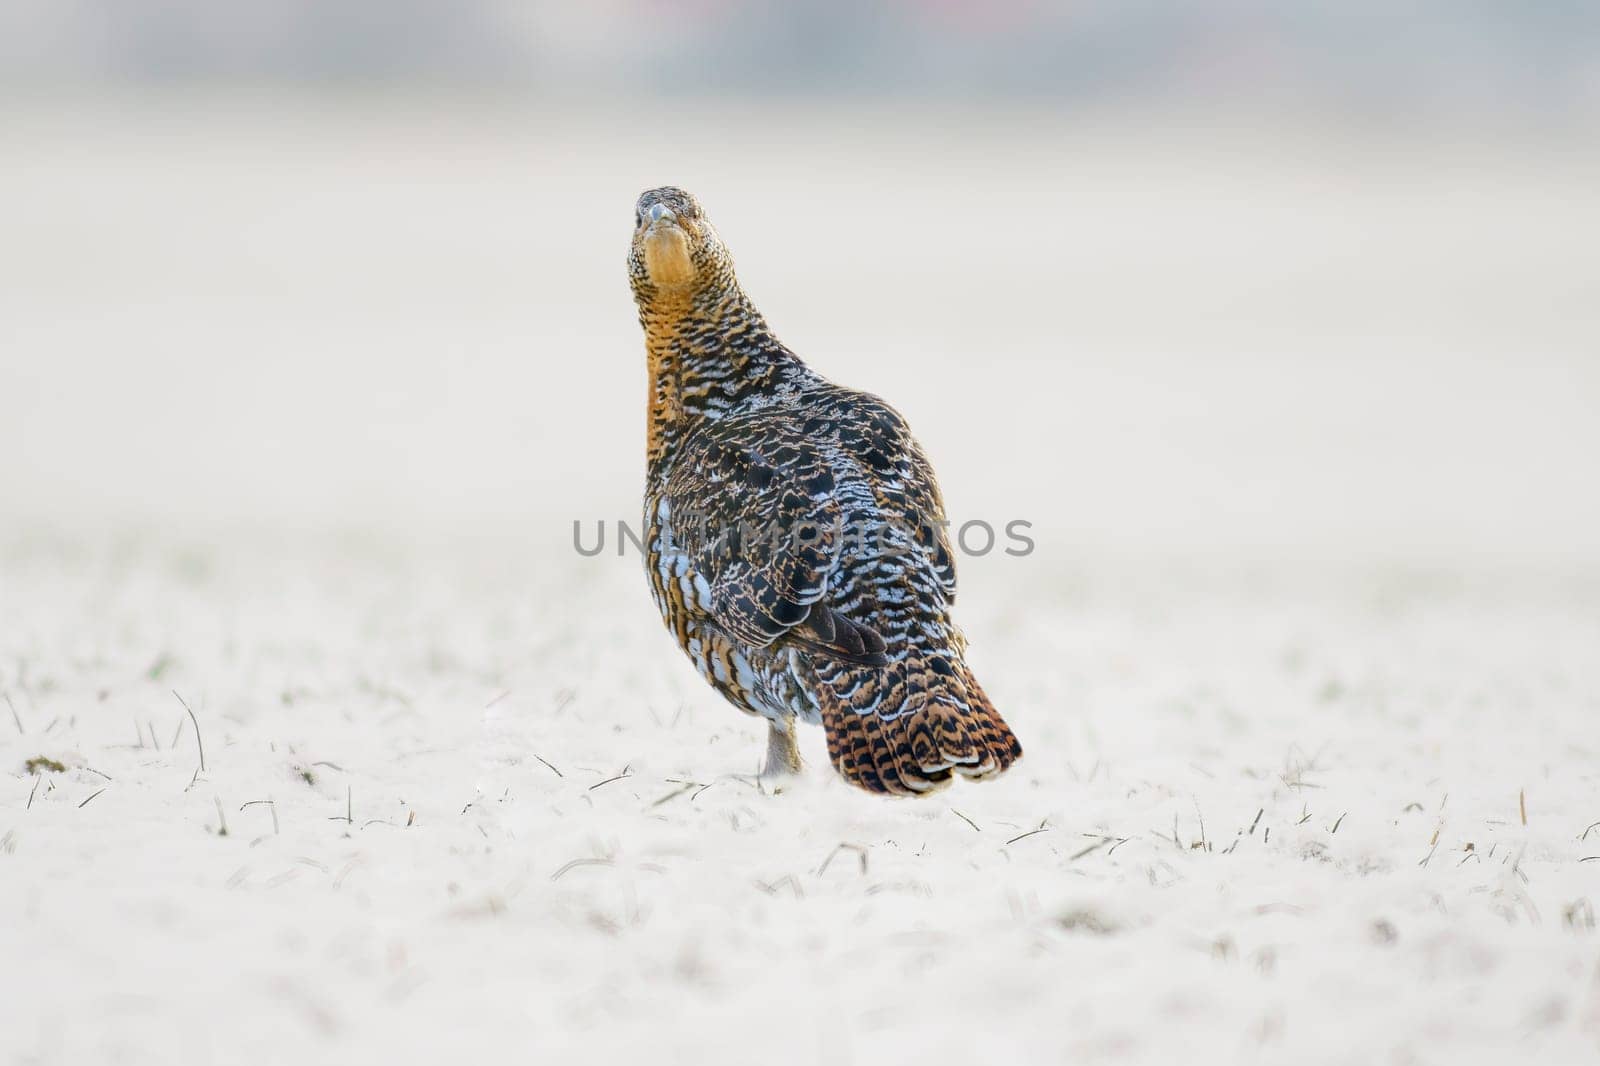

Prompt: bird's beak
[{"left": 647, "top": 203, "right": 676, "bottom": 227}]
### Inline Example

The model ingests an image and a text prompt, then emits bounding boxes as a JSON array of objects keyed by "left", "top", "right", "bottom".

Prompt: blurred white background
[{"left": 1, "top": 2, "right": 1597, "bottom": 579}]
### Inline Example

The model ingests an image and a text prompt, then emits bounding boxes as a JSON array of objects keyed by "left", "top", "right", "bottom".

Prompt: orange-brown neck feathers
[{"left": 642, "top": 226, "right": 697, "bottom": 290}]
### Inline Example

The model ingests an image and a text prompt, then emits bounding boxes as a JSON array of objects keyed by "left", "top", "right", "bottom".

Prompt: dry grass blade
[
  {"left": 1069, "top": 836, "right": 1115, "bottom": 861},
  {"left": 173, "top": 691, "right": 206, "bottom": 772},
  {"left": 819, "top": 843, "right": 868, "bottom": 876},
  {"left": 550, "top": 857, "right": 614, "bottom": 881},
  {"left": 241, "top": 799, "right": 280, "bottom": 834},
  {"left": 650, "top": 782, "right": 697, "bottom": 808},
  {"left": 334, "top": 857, "right": 362, "bottom": 890},
  {"left": 755, "top": 875, "right": 804, "bottom": 898},
  {"left": 1004, "top": 827, "right": 1052, "bottom": 846},
  {"left": 5, "top": 693, "right": 23, "bottom": 735},
  {"left": 78, "top": 787, "right": 108, "bottom": 809}
]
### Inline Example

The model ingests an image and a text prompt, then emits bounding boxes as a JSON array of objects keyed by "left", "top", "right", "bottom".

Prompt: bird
[{"left": 628, "top": 186, "right": 1022, "bottom": 795}]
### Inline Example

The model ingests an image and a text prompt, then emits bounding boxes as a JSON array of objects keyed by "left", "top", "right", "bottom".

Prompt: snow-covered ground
[
  {"left": 2, "top": 98, "right": 1598, "bottom": 1064},
  {"left": 3, "top": 540, "right": 1598, "bottom": 1064}
]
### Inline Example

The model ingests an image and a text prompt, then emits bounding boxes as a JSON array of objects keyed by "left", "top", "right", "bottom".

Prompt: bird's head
[{"left": 627, "top": 186, "right": 736, "bottom": 303}]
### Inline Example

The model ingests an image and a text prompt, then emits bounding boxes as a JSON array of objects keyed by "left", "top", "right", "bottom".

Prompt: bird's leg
[{"left": 760, "top": 716, "right": 804, "bottom": 785}]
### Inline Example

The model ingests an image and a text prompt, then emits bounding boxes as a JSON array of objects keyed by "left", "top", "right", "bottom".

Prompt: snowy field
[
  {"left": 2, "top": 98, "right": 1599, "bottom": 1064},
  {"left": 4, "top": 541, "right": 1599, "bottom": 1065}
]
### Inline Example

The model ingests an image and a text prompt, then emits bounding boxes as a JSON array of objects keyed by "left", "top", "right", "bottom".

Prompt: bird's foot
[{"left": 758, "top": 718, "right": 804, "bottom": 793}]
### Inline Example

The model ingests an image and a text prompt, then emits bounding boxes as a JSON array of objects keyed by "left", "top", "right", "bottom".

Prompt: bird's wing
[
  {"left": 837, "top": 392, "right": 959, "bottom": 602},
  {"left": 661, "top": 413, "right": 888, "bottom": 665}
]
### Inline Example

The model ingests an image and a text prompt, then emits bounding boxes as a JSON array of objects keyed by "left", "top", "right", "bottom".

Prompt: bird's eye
[{"left": 635, "top": 210, "right": 644, "bottom": 229}]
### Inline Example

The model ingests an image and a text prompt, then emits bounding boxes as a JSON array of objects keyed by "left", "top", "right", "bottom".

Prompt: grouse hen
[{"left": 628, "top": 186, "right": 1022, "bottom": 795}]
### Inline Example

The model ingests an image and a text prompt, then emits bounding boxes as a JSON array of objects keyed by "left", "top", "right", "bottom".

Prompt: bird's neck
[{"left": 638, "top": 283, "right": 811, "bottom": 473}]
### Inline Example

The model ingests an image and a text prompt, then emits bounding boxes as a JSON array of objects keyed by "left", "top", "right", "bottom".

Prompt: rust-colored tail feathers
[{"left": 817, "top": 655, "right": 1022, "bottom": 796}]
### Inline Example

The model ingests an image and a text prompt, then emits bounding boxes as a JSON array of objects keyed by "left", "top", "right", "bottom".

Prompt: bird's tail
[{"left": 815, "top": 653, "right": 1022, "bottom": 796}]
